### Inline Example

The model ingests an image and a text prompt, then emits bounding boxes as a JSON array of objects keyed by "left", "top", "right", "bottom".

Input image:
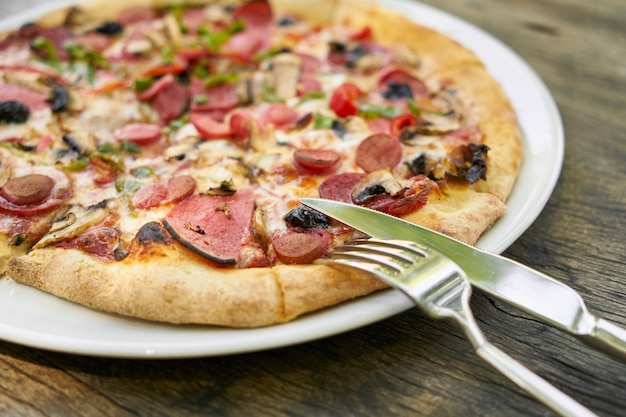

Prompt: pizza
[{"left": 0, "top": 0, "right": 521, "bottom": 327}]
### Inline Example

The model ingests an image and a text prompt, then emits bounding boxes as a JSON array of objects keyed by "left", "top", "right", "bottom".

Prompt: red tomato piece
[
  {"left": 349, "top": 26, "right": 372, "bottom": 41},
  {"left": 330, "top": 83, "right": 364, "bottom": 118},
  {"left": 390, "top": 114, "right": 418, "bottom": 138}
]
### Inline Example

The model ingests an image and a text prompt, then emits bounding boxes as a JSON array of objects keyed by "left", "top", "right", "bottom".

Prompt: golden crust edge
[
  {"left": 425, "top": 64, "right": 523, "bottom": 202},
  {"left": 6, "top": 245, "right": 385, "bottom": 327},
  {"left": 331, "top": 0, "right": 484, "bottom": 76}
]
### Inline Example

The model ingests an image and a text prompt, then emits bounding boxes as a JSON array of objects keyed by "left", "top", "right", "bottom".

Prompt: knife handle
[{"left": 581, "top": 317, "right": 626, "bottom": 362}]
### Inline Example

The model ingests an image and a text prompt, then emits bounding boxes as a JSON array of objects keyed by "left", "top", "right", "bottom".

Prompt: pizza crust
[
  {"left": 7, "top": 242, "right": 385, "bottom": 327},
  {"left": 402, "top": 187, "right": 505, "bottom": 245}
]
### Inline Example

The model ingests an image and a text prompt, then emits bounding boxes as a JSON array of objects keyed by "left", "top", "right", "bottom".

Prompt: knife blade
[{"left": 301, "top": 198, "right": 626, "bottom": 362}]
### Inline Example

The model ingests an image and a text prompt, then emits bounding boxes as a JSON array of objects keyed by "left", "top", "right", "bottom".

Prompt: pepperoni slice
[
  {"left": 190, "top": 80, "right": 238, "bottom": 115},
  {"left": 223, "top": 0, "right": 273, "bottom": 57},
  {"left": 136, "top": 73, "right": 175, "bottom": 101},
  {"left": 377, "top": 67, "right": 428, "bottom": 98},
  {"left": 132, "top": 175, "right": 196, "bottom": 209},
  {"left": 72, "top": 32, "right": 111, "bottom": 53},
  {"left": 189, "top": 112, "right": 232, "bottom": 139},
  {"left": 355, "top": 133, "right": 403, "bottom": 172},
  {"left": 0, "top": 174, "right": 54, "bottom": 206},
  {"left": 132, "top": 182, "right": 167, "bottom": 209},
  {"left": 229, "top": 111, "right": 256, "bottom": 141},
  {"left": 272, "top": 229, "right": 332, "bottom": 264},
  {"left": 0, "top": 167, "right": 72, "bottom": 216},
  {"left": 223, "top": 30, "right": 268, "bottom": 57},
  {"left": 152, "top": 81, "right": 190, "bottom": 123},
  {"left": 293, "top": 149, "right": 341, "bottom": 175},
  {"left": 319, "top": 172, "right": 367, "bottom": 203},
  {"left": 260, "top": 103, "right": 299, "bottom": 129},
  {"left": 114, "top": 123, "right": 162, "bottom": 145},
  {"left": 117, "top": 7, "right": 158, "bottom": 26},
  {"left": 293, "top": 52, "right": 322, "bottom": 74},
  {"left": 297, "top": 75, "right": 322, "bottom": 96},
  {"left": 165, "top": 175, "right": 196, "bottom": 203},
  {"left": 163, "top": 188, "right": 256, "bottom": 265},
  {"left": 181, "top": 7, "right": 209, "bottom": 34},
  {"left": 232, "top": 0, "right": 273, "bottom": 29}
]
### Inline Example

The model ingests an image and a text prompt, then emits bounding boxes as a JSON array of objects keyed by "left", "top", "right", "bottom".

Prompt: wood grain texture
[{"left": 1, "top": 0, "right": 625, "bottom": 416}]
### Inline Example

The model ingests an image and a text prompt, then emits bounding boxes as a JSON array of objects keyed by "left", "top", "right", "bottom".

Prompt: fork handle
[
  {"left": 581, "top": 317, "right": 626, "bottom": 362},
  {"left": 477, "top": 343, "right": 597, "bottom": 417}
]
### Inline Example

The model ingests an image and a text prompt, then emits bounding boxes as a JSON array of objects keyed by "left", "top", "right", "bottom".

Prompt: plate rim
[{"left": 0, "top": 0, "right": 564, "bottom": 358}]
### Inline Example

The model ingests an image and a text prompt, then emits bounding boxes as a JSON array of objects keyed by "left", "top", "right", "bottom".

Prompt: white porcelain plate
[{"left": 0, "top": 0, "right": 563, "bottom": 358}]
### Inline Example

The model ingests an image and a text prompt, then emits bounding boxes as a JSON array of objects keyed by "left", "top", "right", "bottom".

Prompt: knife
[{"left": 300, "top": 198, "right": 626, "bottom": 362}]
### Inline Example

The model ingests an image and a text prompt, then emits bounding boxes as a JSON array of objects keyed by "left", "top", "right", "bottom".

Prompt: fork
[{"left": 321, "top": 238, "right": 597, "bottom": 417}]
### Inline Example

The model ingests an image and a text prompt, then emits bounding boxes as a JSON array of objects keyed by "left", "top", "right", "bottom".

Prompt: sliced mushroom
[
  {"left": 351, "top": 169, "right": 405, "bottom": 204},
  {"left": 126, "top": 39, "right": 153, "bottom": 55},
  {"left": 270, "top": 53, "right": 302, "bottom": 100},
  {"left": 164, "top": 142, "right": 199, "bottom": 162},
  {"left": 252, "top": 205, "right": 271, "bottom": 252},
  {"left": 163, "top": 13, "right": 183, "bottom": 49},
  {"left": 235, "top": 72, "right": 256, "bottom": 105},
  {"left": 420, "top": 111, "right": 463, "bottom": 134},
  {"left": 58, "top": 117, "right": 97, "bottom": 154},
  {"left": 331, "top": 116, "right": 370, "bottom": 139},
  {"left": 249, "top": 121, "right": 275, "bottom": 152},
  {"left": 33, "top": 202, "right": 111, "bottom": 249}
]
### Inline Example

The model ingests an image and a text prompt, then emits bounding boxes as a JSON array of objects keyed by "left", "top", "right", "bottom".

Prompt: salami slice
[
  {"left": 0, "top": 84, "right": 51, "bottom": 112},
  {"left": 152, "top": 81, "right": 190, "bottom": 123},
  {"left": 190, "top": 80, "right": 238, "bottom": 115},
  {"left": 223, "top": 0, "right": 273, "bottom": 57},
  {"left": 163, "top": 188, "right": 256, "bottom": 264}
]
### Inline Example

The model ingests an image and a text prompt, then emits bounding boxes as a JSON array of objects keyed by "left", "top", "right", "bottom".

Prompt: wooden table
[{"left": 1, "top": 0, "right": 625, "bottom": 416}]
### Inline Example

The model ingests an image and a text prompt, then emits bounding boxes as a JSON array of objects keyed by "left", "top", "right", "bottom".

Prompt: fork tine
[
  {"left": 321, "top": 237, "right": 597, "bottom": 417},
  {"left": 324, "top": 249, "right": 406, "bottom": 276}
]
